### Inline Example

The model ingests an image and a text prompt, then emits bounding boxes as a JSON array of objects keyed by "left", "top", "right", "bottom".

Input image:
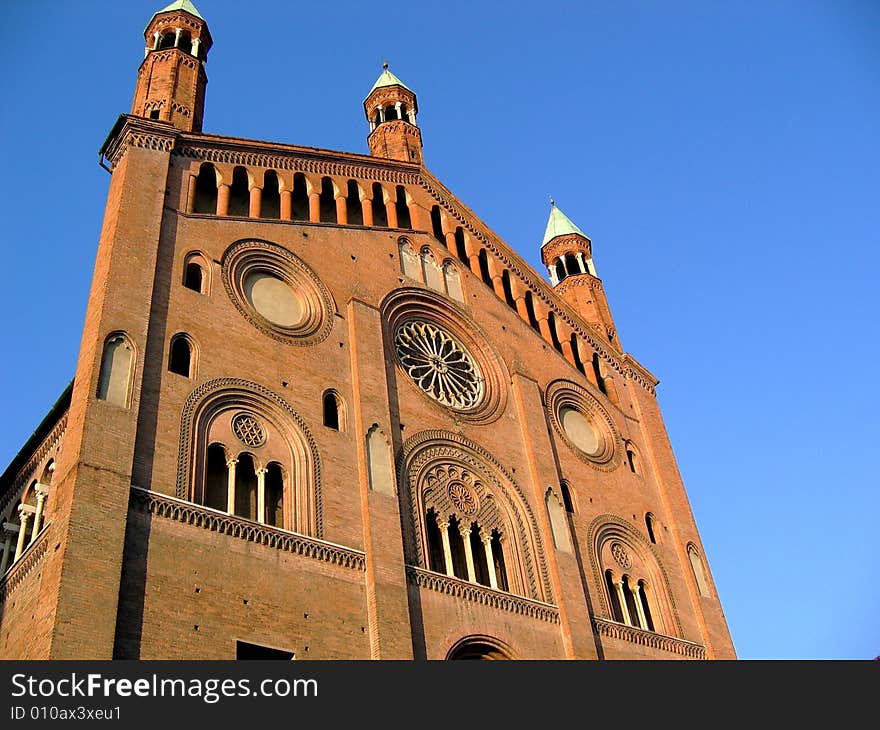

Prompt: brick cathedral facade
[{"left": 0, "top": 1, "right": 735, "bottom": 660}]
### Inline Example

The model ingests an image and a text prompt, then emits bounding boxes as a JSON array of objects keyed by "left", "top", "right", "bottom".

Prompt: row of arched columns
[{"left": 187, "top": 163, "right": 419, "bottom": 230}]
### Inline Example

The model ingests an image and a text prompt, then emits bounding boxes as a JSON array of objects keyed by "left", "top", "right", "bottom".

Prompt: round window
[{"left": 244, "top": 272, "right": 304, "bottom": 328}]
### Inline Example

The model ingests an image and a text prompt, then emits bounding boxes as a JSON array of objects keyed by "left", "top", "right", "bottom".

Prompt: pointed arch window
[{"left": 169, "top": 334, "right": 194, "bottom": 378}]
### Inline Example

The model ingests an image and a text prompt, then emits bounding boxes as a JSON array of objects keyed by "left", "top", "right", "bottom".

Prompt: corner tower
[
  {"left": 132, "top": 0, "right": 212, "bottom": 132},
  {"left": 541, "top": 201, "right": 621, "bottom": 351},
  {"left": 364, "top": 64, "right": 423, "bottom": 164}
]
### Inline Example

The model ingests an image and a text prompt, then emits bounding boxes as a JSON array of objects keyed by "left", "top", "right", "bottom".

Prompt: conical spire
[
  {"left": 154, "top": 0, "right": 203, "bottom": 20},
  {"left": 368, "top": 63, "right": 413, "bottom": 96},
  {"left": 542, "top": 200, "right": 588, "bottom": 246}
]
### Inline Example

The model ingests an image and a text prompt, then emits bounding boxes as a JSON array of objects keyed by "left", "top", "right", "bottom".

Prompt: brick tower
[{"left": 0, "top": 2, "right": 735, "bottom": 660}]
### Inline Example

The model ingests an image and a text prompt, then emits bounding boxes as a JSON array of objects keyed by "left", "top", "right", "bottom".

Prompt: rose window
[
  {"left": 232, "top": 413, "right": 266, "bottom": 448},
  {"left": 394, "top": 320, "right": 484, "bottom": 409}
]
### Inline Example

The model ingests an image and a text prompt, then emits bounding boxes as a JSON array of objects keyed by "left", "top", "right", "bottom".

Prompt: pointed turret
[
  {"left": 132, "top": 0, "right": 212, "bottom": 132},
  {"left": 540, "top": 200, "right": 620, "bottom": 350},
  {"left": 364, "top": 64, "right": 423, "bottom": 164}
]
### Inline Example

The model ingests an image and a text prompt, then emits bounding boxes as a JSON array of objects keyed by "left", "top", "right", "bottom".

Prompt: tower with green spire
[
  {"left": 541, "top": 201, "right": 620, "bottom": 350},
  {"left": 363, "top": 63, "right": 423, "bottom": 164},
  {"left": 133, "top": 0, "right": 212, "bottom": 132}
]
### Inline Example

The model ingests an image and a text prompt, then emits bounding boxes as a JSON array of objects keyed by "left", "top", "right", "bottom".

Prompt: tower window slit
[
  {"left": 478, "top": 249, "right": 493, "bottom": 288},
  {"left": 430, "top": 206, "right": 444, "bottom": 243},
  {"left": 228, "top": 166, "right": 250, "bottom": 216},
  {"left": 453, "top": 228, "right": 468, "bottom": 266},
  {"left": 291, "top": 173, "right": 309, "bottom": 220}
]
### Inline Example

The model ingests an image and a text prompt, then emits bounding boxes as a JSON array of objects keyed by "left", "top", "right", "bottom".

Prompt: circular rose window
[
  {"left": 222, "top": 239, "right": 334, "bottom": 345},
  {"left": 559, "top": 406, "right": 600, "bottom": 455},
  {"left": 394, "top": 320, "right": 484, "bottom": 410}
]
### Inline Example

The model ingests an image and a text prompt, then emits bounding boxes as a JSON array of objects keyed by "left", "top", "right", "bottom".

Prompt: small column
[
  {"left": 408, "top": 201, "right": 425, "bottom": 231},
  {"left": 152, "top": 31, "right": 160, "bottom": 50},
  {"left": 407, "top": 108, "right": 417, "bottom": 125},
  {"left": 280, "top": 189, "right": 292, "bottom": 220},
  {"left": 443, "top": 230, "right": 457, "bottom": 253},
  {"left": 630, "top": 582, "right": 649, "bottom": 630},
  {"left": 534, "top": 304, "right": 555, "bottom": 346},
  {"left": 361, "top": 196, "right": 374, "bottom": 227},
  {"left": 460, "top": 523, "right": 476, "bottom": 583},
  {"left": 377, "top": 105, "right": 385, "bottom": 122},
  {"left": 508, "top": 278, "right": 532, "bottom": 324},
  {"left": 335, "top": 195, "right": 348, "bottom": 225},
  {"left": 14, "top": 505, "right": 34, "bottom": 562},
  {"left": 614, "top": 579, "right": 632, "bottom": 626},
  {"left": 438, "top": 518, "right": 454, "bottom": 578},
  {"left": 174, "top": 28, "right": 182, "bottom": 48},
  {"left": 30, "top": 486, "right": 49, "bottom": 544},
  {"left": 0, "top": 524, "right": 17, "bottom": 575},
  {"left": 577, "top": 252, "right": 589, "bottom": 275},
  {"left": 249, "top": 186, "right": 262, "bottom": 218},
  {"left": 226, "top": 458, "right": 238, "bottom": 516},
  {"left": 256, "top": 468, "right": 267, "bottom": 525},
  {"left": 217, "top": 183, "right": 230, "bottom": 216},
  {"left": 369, "top": 119, "right": 377, "bottom": 132},
  {"left": 394, "top": 101, "right": 402, "bottom": 119},
  {"left": 308, "top": 192, "right": 321, "bottom": 222},
  {"left": 486, "top": 257, "right": 506, "bottom": 300},
  {"left": 576, "top": 337, "right": 599, "bottom": 388},
  {"left": 384, "top": 198, "right": 399, "bottom": 229},
  {"left": 186, "top": 174, "right": 198, "bottom": 213},
  {"left": 481, "top": 530, "right": 498, "bottom": 589},
  {"left": 463, "top": 238, "right": 482, "bottom": 278},
  {"left": 191, "top": 37, "right": 201, "bottom": 58},
  {"left": 548, "top": 265, "right": 559, "bottom": 285}
]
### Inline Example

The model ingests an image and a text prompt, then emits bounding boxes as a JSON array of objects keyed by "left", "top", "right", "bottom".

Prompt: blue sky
[{"left": 0, "top": 1, "right": 877, "bottom": 659}]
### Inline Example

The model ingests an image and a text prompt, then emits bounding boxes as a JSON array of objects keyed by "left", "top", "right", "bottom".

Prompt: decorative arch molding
[
  {"left": 175, "top": 378, "right": 323, "bottom": 538},
  {"left": 445, "top": 634, "right": 517, "bottom": 660},
  {"left": 586, "top": 514, "right": 683, "bottom": 637},
  {"left": 397, "top": 429, "right": 552, "bottom": 603},
  {"left": 221, "top": 239, "right": 336, "bottom": 346}
]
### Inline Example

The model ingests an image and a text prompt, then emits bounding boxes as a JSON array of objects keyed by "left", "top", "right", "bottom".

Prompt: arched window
[
  {"left": 178, "top": 31, "right": 193, "bottom": 55},
  {"left": 193, "top": 162, "right": 218, "bottom": 214},
  {"left": 395, "top": 186, "right": 412, "bottom": 229},
  {"left": 595, "top": 519, "right": 677, "bottom": 636},
  {"left": 545, "top": 488, "right": 572, "bottom": 552},
  {"left": 592, "top": 353, "right": 608, "bottom": 396},
  {"left": 446, "top": 637, "right": 514, "bottom": 660},
  {"left": 626, "top": 441, "right": 640, "bottom": 474},
  {"left": 453, "top": 227, "right": 468, "bottom": 266},
  {"left": 570, "top": 334, "right": 586, "bottom": 375},
  {"left": 371, "top": 183, "right": 388, "bottom": 227},
  {"left": 291, "top": 173, "right": 309, "bottom": 220},
  {"left": 97, "top": 332, "right": 134, "bottom": 407},
  {"left": 346, "top": 181, "right": 364, "bottom": 225},
  {"left": 366, "top": 425, "right": 393, "bottom": 494},
  {"left": 477, "top": 249, "right": 493, "bottom": 288},
  {"left": 443, "top": 261, "right": 464, "bottom": 302},
  {"left": 547, "top": 311, "right": 563, "bottom": 353},
  {"left": 565, "top": 254, "right": 580, "bottom": 276},
  {"left": 158, "top": 31, "right": 175, "bottom": 49},
  {"left": 501, "top": 269, "right": 516, "bottom": 309},
  {"left": 169, "top": 335, "right": 193, "bottom": 377},
  {"left": 425, "top": 508, "right": 446, "bottom": 573},
  {"left": 645, "top": 513, "right": 658, "bottom": 544},
  {"left": 228, "top": 166, "right": 250, "bottom": 216},
  {"left": 262, "top": 170, "right": 281, "bottom": 219},
  {"left": 421, "top": 249, "right": 444, "bottom": 292},
  {"left": 430, "top": 205, "right": 444, "bottom": 243},
  {"left": 204, "top": 443, "right": 228, "bottom": 511},
  {"left": 265, "top": 462, "right": 285, "bottom": 527},
  {"left": 319, "top": 177, "right": 336, "bottom": 223},
  {"left": 560, "top": 481, "right": 575, "bottom": 514},
  {"left": 524, "top": 291, "right": 540, "bottom": 331},
  {"left": 399, "top": 239, "right": 421, "bottom": 280},
  {"left": 555, "top": 259, "right": 566, "bottom": 283},
  {"left": 322, "top": 390, "right": 343, "bottom": 431},
  {"left": 688, "top": 544, "right": 711, "bottom": 597},
  {"left": 184, "top": 261, "right": 203, "bottom": 292},
  {"left": 234, "top": 453, "right": 258, "bottom": 520}
]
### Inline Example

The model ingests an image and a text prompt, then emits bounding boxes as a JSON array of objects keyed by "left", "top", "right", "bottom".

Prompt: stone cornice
[
  {"left": 0, "top": 527, "right": 49, "bottom": 605},
  {"left": 101, "top": 116, "right": 177, "bottom": 171},
  {"left": 592, "top": 617, "right": 706, "bottom": 659},
  {"left": 406, "top": 566, "right": 560, "bottom": 624},
  {"left": 130, "top": 487, "right": 364, "bottom": 571},
  {"left": 173, "top": 131, "right": 420, "bottom": 185}
]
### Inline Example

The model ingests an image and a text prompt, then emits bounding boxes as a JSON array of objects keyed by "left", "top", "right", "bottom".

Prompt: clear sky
[{"left": 0, "top": 1, "right": 877, "bottom": 660}]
